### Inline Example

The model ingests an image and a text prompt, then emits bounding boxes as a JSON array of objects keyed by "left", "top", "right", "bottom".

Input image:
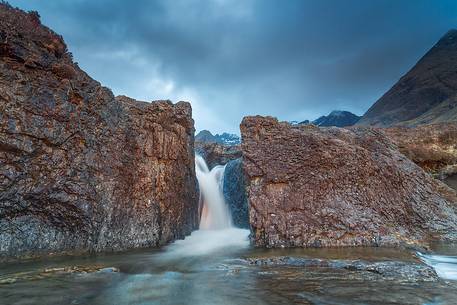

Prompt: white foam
[
  {"left": 164, "top": 228, "right": 250, "bottom": 257},
  {"left": 417, "top": 252, "right": 457, "bottom": 280}
]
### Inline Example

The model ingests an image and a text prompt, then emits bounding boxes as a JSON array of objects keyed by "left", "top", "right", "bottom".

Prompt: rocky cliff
[
  {"left": 241, "top": 116, "right": 457, "bottom": 248},
  {"left": 358, "top": 30, "right": 457, "bottom": 127},
  {"left": 0, "top": 4, "right": 199, "bottom": 260},
  {"left": 384, "top": 123, "right": 457, "bottom": 180}
]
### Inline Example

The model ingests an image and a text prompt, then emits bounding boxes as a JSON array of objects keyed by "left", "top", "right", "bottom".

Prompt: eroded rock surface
[
  {"left": 0, "top": 4, "right": 199, "bottom": 260},
  {"left": 241, "top": 116, "right": 457, "bottom": 248},
  {"left": 384, "top": 123, "right": 457, "bottom": 179}
]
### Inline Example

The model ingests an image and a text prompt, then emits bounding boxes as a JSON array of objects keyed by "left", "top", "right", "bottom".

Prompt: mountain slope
[{"left": 358, "top": 29, "right": 457, "bottom": 127}]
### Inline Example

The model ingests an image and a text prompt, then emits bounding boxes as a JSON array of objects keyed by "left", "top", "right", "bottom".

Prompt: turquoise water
[{"left": 1, "top": 230, "right": 457, "bottom": 305}]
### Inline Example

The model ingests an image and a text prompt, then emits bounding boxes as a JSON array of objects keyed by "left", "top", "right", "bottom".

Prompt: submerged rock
[
  {"left": 0, "top": 265, "right": 120, "bottom": 285},
  {"left": 0, "top": 4, "right": 199, "bottom": 261},
  {"left": 241, "top": 116, "right": 457, "bottom": 248},
  {"left": 223, "top": 158, "right": 249, "bottom": 228},
  {"left": 244, "top": 256, "right": 439, "bottom": 282}
]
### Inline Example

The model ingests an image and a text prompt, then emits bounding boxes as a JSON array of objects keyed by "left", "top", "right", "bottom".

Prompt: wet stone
[{"left": 244, "top": 256, "right": 440, "bottom": 282}]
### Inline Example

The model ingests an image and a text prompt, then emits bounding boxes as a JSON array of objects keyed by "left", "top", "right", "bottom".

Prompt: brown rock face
[
  {"left": 358, "top": 29, "right": 457, "bottom": 127},
  {"left": 384, "top": 123, "right": 457, "bottom": 179},
  {"left": 194, "top": 141, "right": 241, "bottom": 169},
  {"left": 0, "top": 4, "right": 199, "bottom": 260},
  {"left": 241, "top": 116, "right": 457, "bottom": 248}
]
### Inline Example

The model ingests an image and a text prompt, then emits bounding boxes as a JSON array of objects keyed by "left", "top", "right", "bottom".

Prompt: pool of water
[{"left": 1, "top": 229, "right": 457, "bottom": 305}]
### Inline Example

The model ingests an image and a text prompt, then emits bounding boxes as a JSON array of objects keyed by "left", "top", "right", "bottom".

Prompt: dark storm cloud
[{"left": 8, "top": 0, "right": 457, "bottom": 133}]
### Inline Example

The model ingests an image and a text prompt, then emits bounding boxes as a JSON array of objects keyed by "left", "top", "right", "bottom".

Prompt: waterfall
[
  {"left": 162, "top": 155, "right": 249, "bottom": 257},
  {"left": 195, "top": 155, "right": 232, "bottom": 230}
]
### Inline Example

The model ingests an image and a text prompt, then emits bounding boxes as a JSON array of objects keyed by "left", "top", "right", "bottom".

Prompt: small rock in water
[{"left": 0, "top": 265, "right": 120, "bottom": 285}]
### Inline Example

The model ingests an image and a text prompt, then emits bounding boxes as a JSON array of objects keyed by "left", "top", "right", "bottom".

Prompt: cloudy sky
[{"left": 9, "top": 0, "right": 457, "bottom": 133}]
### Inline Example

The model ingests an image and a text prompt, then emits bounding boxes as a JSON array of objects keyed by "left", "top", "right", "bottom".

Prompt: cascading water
[
  {"left": 195, "top": 155, "right": 232, "bottom": 230},
  {"left": 417, "top": 252, "right": 457, "bottom": 280},
  {"left": 163, "top": 155, "right": 249, "bottom": 257}
]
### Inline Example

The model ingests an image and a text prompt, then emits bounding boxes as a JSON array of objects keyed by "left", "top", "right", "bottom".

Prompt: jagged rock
[
  {"left": 358, "top": 29, "right": 457, "bottom": 127},
  {"left": 0, "top": 4, "right": 199, "bottom": 261},
  {"left": 241, "top": 116, "right": 457, "bottom": 248},
  {"left": 384, "top": 123, "right": 457, "bottom": 179},
  {"left": 223, "top": 158, "right": 249, "bottom": 228}
]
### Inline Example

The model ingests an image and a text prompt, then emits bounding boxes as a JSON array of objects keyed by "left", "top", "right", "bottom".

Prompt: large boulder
[
  {"left": 0, "top": 4, "right": 199, "bottom": 260},
  {"left": 223, "top": 158, "right": 249, "bottom": 228},
  {"left": 241, "top": 116, "right": 457, "bottom": 248}
]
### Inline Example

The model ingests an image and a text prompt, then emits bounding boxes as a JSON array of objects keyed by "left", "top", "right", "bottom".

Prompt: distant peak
[
  {"left": 443, "top": 29, "right": 457, "bottom": 38},
  {"left": 195, "top": 130, "right": 240, "bottom": 145},
  {"left": 433, "top": 29, "right": 457, "bottom": 49},
  {"left": 329, "top": 110, "right": 347, "bottom": 116},
  {"left": 196, "top": 130, "right": 213, "bottom": 137},
  {"left": 313, "top": 110, "right": 361, "bottom": 127}
]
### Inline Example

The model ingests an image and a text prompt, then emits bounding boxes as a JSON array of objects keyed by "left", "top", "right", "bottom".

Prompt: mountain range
[
  {"left": 200, "top": 29, "right": 457, "bottom": 139},
  {"left": 195, "top": 130, "right": 241, "bottom": 145}
]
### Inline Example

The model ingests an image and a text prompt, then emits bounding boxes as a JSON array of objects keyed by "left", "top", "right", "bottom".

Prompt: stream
[{"left": 1, "top": 240, "right": 457, "bottom": 305}]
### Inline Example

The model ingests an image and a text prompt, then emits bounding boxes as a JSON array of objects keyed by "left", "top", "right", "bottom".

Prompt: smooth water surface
[{"left": 1, "top": 233, "right": 457, "bottom": 305}]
